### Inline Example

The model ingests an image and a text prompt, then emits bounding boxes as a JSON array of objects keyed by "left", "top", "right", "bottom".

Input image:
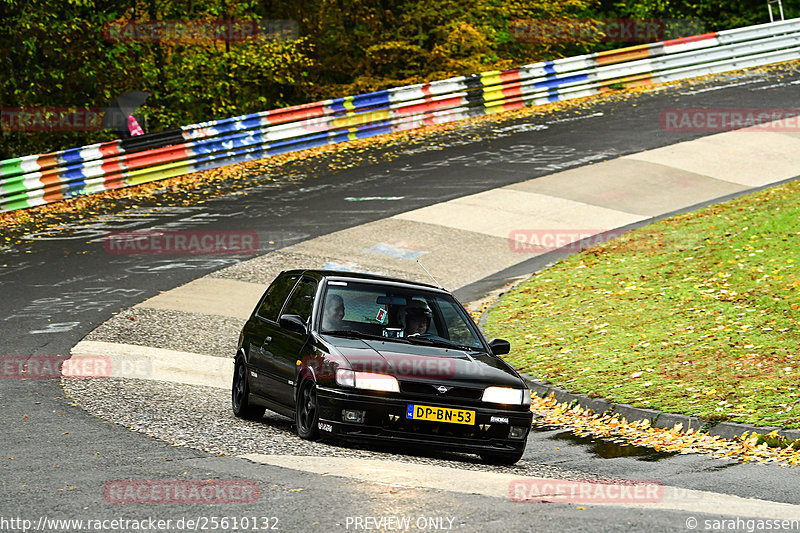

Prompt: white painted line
[
  {"left": 750, "top": 82, "right": 791, "bottom": 91},
  {"left": 679, "top": 78, "right": 766, "bottom": 95},
  {"left": 394, "top": 189, "right": 645, "bottom": 239},
  {"left": 546, "top": 112, "right": 604, "bottom": 124},
  {"left": 136, "top": 277, "right": 262, "bottom": 319},
  {"left": 240, "top": 454, "right": 800, "bottom": 519},
  {"left": 628, "top": 130, "right": 800, "bottom": 187},
  {"left": 344, "top": 196, "right": 405, "bottom": 201},
  {"left": 71, "top": 340, "right": 231, "bottom": 389}
]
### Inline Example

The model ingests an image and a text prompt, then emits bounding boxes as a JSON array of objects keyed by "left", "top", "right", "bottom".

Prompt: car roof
[{"left": 281, "top": 269, "right": 446, "bottom": 293}]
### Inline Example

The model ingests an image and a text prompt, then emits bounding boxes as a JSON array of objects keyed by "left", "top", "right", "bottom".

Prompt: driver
[
  {"left": 403, "top": 299, "right": 431, "bottom": 336},
  {"left": 322, "top": 294, "right": 346, "bottom": 330}
]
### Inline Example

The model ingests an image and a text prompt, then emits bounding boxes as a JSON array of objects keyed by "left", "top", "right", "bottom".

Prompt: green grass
[{"left": 486, "top": 180, "right": 800, "bottom": 428}]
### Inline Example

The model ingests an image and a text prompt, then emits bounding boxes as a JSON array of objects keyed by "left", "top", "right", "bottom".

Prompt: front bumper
[{"left": 315, "top": 386, "right": 532, "bottom": 454}]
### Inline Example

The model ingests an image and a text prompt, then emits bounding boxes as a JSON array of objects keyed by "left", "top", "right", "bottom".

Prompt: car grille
[{"left": 399, "top": 381, "right": 483, "bottom": 400}]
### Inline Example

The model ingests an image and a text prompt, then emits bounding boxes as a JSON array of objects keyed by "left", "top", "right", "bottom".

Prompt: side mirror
[
  {"left": 280, "top": 314, "right": 308, "bottom": 335},
  {"left": 488, "top": 338, "right": 510, "bottom": 356}
]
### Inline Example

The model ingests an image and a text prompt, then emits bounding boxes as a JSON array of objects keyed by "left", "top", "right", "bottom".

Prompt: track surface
[{"left": 3, "top": 65, "right": 800, "bottom": 532}]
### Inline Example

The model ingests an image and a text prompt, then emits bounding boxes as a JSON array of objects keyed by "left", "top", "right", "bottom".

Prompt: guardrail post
[{"left": 769, "top": 0, "right": 785, "bottom": 22}]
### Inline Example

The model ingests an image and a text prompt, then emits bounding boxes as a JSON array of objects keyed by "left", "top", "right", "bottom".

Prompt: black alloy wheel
[
  {"left": 232, "top": 361, "right": 265, "bottom": 420},
  {"left": 296, "top": 379, "right": 320, "bottom": 440}
]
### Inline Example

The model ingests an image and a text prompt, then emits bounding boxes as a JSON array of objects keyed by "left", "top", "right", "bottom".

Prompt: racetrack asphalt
[{"left": 3, "top": 62, "right": 800, "bottom": 531}]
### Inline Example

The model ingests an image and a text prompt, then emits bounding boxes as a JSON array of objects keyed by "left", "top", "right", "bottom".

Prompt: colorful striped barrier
[{"left": 3, "top": 18, "right": 800, "bottom": 212}]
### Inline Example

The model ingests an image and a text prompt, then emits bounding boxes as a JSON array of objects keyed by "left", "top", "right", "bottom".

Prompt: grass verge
[{"left": 486, "top": 180, "right": 800, "bottom": 428}]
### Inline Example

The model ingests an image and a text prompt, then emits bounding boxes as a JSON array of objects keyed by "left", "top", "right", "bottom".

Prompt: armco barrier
[{"left": 3, "top": 18, "right": 800, "bottom": 213}]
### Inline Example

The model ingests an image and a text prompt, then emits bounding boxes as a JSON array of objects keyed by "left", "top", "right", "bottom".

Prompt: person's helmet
[{"left": 400, "top": 298, "right": 432, "bottom": 329}]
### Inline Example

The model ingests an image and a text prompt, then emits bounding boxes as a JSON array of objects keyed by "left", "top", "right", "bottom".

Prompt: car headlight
[
  {"left": 336, "top": 369, "right": 399, "bottom": 393},
  {"left": 336, "top": 369, "right": 356, "bottom": 388},
  {"left": 482, "top": 386, "right": 529, "bottom": 405}
]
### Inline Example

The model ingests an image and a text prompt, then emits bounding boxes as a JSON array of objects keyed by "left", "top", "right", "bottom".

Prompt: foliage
[
  {"left": 2, "top": 0, "right": 798, "bottom": 157},
  {"left": 0, "top": 0, "right": 314, "bottom": 156},
  {"left": 610, "top": 0, "right": 800, "bottom": 32}
]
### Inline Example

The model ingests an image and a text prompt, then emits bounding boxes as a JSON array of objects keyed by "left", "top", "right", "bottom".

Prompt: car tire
[
  {"left": 296, "top": 379, "right": 320, "bottom": 440},
  {"left": 232, "top": 361, "right": 265, "bottom": 420},
  {"left": 479, "top": 448, "right": 525, "bottom": 465}
]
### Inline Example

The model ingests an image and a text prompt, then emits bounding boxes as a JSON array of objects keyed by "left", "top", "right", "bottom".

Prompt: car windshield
[{"left": 319, "top": 281, "right": 485, "bottom": 350}]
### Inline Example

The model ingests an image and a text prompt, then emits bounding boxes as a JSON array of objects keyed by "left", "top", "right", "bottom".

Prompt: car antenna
[{"left": 416, "top": 258, "right": 444, "bottom": 290}]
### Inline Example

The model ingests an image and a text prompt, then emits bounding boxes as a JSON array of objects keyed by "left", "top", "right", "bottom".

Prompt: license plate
[{"left": 406, "top": 404, "right": 475, "bottom": 425}]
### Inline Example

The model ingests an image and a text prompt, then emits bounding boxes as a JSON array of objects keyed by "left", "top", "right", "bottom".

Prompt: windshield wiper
[
  {"left": 405, "top": 335, "right": 481, "bottom": 352},
  {"left": 322, "top": 330, "right": 392, "bottom": 341}
]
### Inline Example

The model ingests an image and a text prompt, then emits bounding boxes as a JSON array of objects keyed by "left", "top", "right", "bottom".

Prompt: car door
[
  {"left": 244, "top": 273, "right": 300, "bottom": 400},
  {"left": 267, "top": 276, "right": 318, "bottom": 407}
]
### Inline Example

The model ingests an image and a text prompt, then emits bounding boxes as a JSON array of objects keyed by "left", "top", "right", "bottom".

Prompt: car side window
[
  {"left": 435, "top": 296, "right": 483, "bottom": 348},
  {"left": 282, "top": 278, "right": 318, "bottom": 323},
  {"left": 256, "top": 274, "right": 299, "bottom": 322}
]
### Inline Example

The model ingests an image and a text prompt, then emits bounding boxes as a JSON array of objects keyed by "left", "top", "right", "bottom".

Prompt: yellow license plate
[{"left": 406, "top": 404, "right": 475, "bottom": 425}]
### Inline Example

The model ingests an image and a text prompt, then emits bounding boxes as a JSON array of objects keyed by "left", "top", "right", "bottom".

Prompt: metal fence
[{"left": 3, "top": 18, "right": 800, "bottom": 213}]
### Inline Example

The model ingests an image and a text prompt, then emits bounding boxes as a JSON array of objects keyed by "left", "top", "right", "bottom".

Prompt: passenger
[
  {"left": 322, "top": 294, "right": 346, "bottom": 330},
  {"left": 403, "top": 299, "right": 431, "bottom": 336}
]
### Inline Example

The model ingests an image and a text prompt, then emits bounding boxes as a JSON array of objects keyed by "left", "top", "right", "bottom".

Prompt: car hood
[{"left": 322, "top": 336, "right": 525, "bottom": 388}]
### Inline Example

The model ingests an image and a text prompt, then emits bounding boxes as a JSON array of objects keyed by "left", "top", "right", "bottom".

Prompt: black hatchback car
[{"left": 232, "top": 269, "right": 532, "bottom": 464}]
